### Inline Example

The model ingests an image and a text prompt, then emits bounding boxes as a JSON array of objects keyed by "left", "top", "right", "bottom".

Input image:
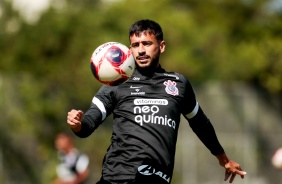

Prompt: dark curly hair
[{"left": 129, "top": 19, "right": 163, "bottom": 42}]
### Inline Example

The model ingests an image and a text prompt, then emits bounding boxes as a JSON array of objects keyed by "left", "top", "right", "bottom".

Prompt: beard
[
  {"left": 136, "top": 55, "right": 160, "bottom": 76},
  {"left": 136, "top": 49, "right": 161, "bottom": 70},
  {"left": 136, "top": 56, "right": 159, "bottom": 68}
]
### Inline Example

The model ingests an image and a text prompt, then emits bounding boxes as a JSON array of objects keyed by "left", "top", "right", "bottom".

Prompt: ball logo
[
  {"left": 137, "top": 164, "right": 170, "bottom": 183},
  {"left": 105, "top": 46, "right": 126, "bottom": 66},
  {"left": 138, "top": 165, "right": 155, "bottom": 175}
]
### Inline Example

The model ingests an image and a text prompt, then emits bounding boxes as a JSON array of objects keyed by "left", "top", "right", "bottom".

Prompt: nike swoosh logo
[{"left": 130, "top": 86, "right": 143, "bottom": 89}]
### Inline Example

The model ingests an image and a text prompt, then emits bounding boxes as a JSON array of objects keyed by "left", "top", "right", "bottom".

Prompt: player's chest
[{"left": 117, "top": 78, "right": 185, "bottom": 100}]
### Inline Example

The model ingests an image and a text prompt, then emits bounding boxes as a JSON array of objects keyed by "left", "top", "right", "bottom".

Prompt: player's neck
[{"left": 136, "top": 64, "right": 162, "bottom": 76}]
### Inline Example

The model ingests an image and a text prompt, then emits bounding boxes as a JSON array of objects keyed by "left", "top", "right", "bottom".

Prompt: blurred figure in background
[
  {"left": 272, "top": 147, "right": 282, "bottom": 170},
  {"left": 54, "top": 133, "right": 90, "bottom": 184}
]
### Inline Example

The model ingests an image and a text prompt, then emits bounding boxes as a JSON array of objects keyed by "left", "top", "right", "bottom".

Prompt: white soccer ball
[
  {"left": 272, "top": 148, "right": 282, "bottom": 169},
  {"left": 90, "top": 42, "right": 135, "bottom": 86}
]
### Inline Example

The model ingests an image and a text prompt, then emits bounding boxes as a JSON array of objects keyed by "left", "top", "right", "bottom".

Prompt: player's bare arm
[
  {"left": 216, "top": 153, "right": 247, "bottom": 183},
  {"left": 67, "top": 109, "right": 84, "bottom": 132}
]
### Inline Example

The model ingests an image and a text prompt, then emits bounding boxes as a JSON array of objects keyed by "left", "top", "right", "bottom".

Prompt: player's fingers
[
  {"left": 234, "top": 165, "right": 246, "bottom": 178},
  {"left": 70, "top": 110, "right": 83, "bottom": 120},
  {"left": 67, "top": 115, "right": 81, "bottom": 124},
  {"left": 68, "top": 110, "right": 76, "bottom": 117},
  {"left": 225, "top": 170, "right": 246, "bottom": 183},
  {"left": 224, "top": 170, "right": 231, "bottom": 181},
  {"left": 229, "top": 173, "right": 236, "bottom": 183},
  {"left": 77, "top": 110, "right": 84, "bottom": 119},
  {"left": 67, "top": 119, "right": 81, "bottom": 128},
  {"left": 236, "top": 170, "right": 246, "bottom": 178},
  {"left": 68, "top": 110, "right": 80, "bottom": 120},
  {"left": 67, "top": 119, "right": 75, "bottom": 126}
]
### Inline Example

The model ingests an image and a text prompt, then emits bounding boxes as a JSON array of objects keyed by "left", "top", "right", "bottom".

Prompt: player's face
[{"left": 130, "top": 32, "right": 165, "bottom": 69}]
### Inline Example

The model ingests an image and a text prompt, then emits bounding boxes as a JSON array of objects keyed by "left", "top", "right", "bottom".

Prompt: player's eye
[
  {"left": 131, "top": 43, "right": 139, "bottom": 48},
  {"left": 142, "top": 41, "right": 152, "bottom": 46}
]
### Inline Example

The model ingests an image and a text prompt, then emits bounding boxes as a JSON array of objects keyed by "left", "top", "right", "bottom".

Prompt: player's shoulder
[
  {"left": 99, "top": 85, "right": 118, "bottom": 92},
  {"left": 96, "top": 85, "right": 119, "bottom": 99}
]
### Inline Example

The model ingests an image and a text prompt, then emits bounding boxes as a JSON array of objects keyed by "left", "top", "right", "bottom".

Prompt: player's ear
[{"left": 160, "top": 41, "right": 166, "bottom": 53}]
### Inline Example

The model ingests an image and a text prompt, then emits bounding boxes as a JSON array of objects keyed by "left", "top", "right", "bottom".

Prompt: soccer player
[
  {"left": 54, "top": 133, "right": 90, "bottom": 184},
  {"left": 67, "top": 19, "right": 246, "bottom": 184}
]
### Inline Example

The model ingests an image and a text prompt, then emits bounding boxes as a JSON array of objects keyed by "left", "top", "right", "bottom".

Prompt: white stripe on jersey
[
  {"left": 92, "top": 97, "right": 107, "bottom": 121},
  {"left": 185, "top": 102, "right": 199, "bottom": 119}
]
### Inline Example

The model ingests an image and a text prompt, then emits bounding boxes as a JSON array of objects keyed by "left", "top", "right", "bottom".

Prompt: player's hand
[
  {"left": 223, "top": 160, "right": 247, "bottom": 183},
  {"left": 67, "top": 109, "right": 84, "bottom": 132},
  {"left": 216, "top": 153, "right": 246, "bottom": 183}
]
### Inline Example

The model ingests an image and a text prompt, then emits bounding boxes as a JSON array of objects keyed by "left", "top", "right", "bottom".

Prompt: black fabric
[
  {"left": 74, "top": 104, "right": 103, "bottom": 138},
  {"left": 75, "top": 65, "right": 224, "bottom": 183},
  {"left": 186, "top": 107, "right": 224, "bottom": 155}
]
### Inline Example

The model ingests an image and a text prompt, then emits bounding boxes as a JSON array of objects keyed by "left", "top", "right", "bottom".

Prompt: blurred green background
[{"left": 0, "top": 0, "right": 282, "bottom": 183}]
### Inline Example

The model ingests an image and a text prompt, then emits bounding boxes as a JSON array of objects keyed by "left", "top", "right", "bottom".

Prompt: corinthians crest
[{"left": 163, "top": 80, "right": 179, "bottom": 96}]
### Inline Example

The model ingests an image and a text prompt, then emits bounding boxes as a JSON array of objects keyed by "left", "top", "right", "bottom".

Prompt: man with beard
[{"left": 66, "top": 19, "right": 246, "bottom": 184}]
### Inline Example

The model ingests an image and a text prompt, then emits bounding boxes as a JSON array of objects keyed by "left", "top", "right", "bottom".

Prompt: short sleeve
[{"left": 76, "top": 154, "right": 90, "bottom": 173}]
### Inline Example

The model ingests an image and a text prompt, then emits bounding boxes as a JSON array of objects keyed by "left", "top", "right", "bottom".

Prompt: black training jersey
[{"left": 75, "top": 66, "right": 221, "bottom": 184}]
